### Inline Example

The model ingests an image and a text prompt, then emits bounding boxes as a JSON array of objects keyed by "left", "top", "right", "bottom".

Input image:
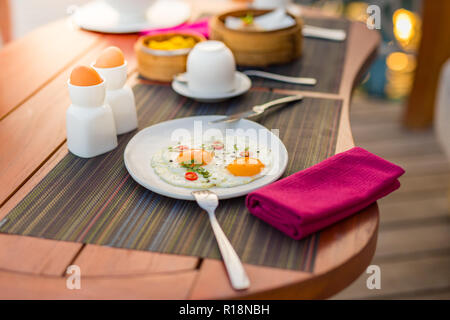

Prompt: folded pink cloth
[
  {"left": 246, "top": 147, "right": 405, "bottom": 240},
  {"left": 140, "top": 18, "right": 210, "bottom": 38}
]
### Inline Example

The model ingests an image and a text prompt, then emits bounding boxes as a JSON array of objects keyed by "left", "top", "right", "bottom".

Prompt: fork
[{"left": 192, "top": 190, "right": 250, "bottom": 290}]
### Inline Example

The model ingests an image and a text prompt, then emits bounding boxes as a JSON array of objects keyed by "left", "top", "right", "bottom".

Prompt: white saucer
[
  {"left": 171, "top": 72, "right": 252, "bottom": 102},
  {"left": 72, "top": 0, "right": 191, "bottom": 33},
  {"left": 124, "top": 115, "right": 288, "bottom": 200}
]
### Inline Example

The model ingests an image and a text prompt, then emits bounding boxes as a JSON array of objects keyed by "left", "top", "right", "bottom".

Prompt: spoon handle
[
  {"left": 302, "top": 25, "right": 347, "bottom": 41},
  {"left": 243, "top": 70, "right": 317, "bottom": 86}
]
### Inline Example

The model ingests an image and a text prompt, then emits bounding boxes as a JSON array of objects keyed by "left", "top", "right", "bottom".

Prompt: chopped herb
[
  {"left": 180, "top": 162, "right": 211, "bottom": 179},
  {"left": 241, "top": 13, "right": 254, "bottom": 25}
]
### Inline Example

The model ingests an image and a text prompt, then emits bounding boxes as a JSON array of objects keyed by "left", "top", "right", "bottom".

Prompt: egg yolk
[
  {"left": 70, "top": 66, "right": 103, "bottom": 86},
  {"left": 177, "top": 149, "right": 213, "bottom": 166},
  {"left": 227, "top": 157, "right": 265, "bottom": 177},
  {"left": 94, "top": 46, "right": 125, "bottom": 68}
]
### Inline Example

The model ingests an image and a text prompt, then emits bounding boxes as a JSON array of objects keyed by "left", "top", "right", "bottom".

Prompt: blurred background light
[{"left": 393, "top": 8, "right": 421, "bottom": 52}]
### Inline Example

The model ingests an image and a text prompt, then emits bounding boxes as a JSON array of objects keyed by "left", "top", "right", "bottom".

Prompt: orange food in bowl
[
  {"left": 94, "top": 46, "right": 125, "bottom": 68},
  {"left": 70, "top": 66, "right": 103, "bottom": 86}
]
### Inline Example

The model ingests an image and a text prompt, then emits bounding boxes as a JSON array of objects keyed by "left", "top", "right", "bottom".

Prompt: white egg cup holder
[
  {"left": 93, "top": 61, "right": 138, "bottom": 135},
  {"left": 66, "top": 80, "right": 118, "bottom": 158}
]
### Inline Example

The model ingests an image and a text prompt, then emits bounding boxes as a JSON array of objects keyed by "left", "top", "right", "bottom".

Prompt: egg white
[
  {"left": 151, "top": 148, "right": 215, "bottom": 189},
  {"left": 151, "top": 137, "right": 272, "bottom": 189}
]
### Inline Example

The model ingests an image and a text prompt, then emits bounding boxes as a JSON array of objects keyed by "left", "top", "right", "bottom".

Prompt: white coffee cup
[{"left": 186, "top": 40, "right": 236, "bottom": 95}]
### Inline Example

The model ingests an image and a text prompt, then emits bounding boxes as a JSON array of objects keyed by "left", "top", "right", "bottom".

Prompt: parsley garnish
[
  {"left": 180, "top": 162, "right": 211, "bottom": 179},
  {"left": 241, "top": 13, "right": 254, "bottom": 25}
]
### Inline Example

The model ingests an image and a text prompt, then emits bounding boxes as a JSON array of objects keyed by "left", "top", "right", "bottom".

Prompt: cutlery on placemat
[
  {"left": 243, "top": 70, "right": 317, "bottom": 86},
  {"left": 302, "top": 25, "right": 347, "bottom": 41},
  {"left": 192, "top": 190, "right": 250, "bottom": 291},
  {"left": 209, "top": 95, "right": 303, "bottom": 124},
  {"left": 177, "top": 71, "right": 317, "bottom": 87}
]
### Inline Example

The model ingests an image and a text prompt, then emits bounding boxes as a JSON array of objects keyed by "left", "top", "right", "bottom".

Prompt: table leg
[{"left": 404, "top": 0, "right": 450, "bottom": 129}]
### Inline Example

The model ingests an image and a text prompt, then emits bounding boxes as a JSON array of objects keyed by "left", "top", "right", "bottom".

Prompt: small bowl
[
  {"left": 210, "top": 9, "right": 303, "bottom": 67},
  {"left": 135, "top": 32, "right": 206, "bottom": 82}
]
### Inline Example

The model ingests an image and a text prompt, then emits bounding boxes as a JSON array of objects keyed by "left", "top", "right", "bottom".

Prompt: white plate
[
  {"left": 72, "top": 0, "right": 191, "bottom": 33},
  {"left": 124, "top": 116, "right": 288, "bottom": 200},
  {"left": 171, "top": 72, "right": 251, "bottom": 103}
]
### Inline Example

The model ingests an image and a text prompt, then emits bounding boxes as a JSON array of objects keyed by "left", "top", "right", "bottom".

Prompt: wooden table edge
[{"left": 239, "top": 204, "right": 379, "bottom": 299}]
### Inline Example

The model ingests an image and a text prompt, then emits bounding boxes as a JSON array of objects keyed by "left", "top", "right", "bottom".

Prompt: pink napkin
[
  {"left": 246, "top": 147, "right": 405, "bottom": 240},
  {"left": 140, "top": 18, "right": 210, "bottom": 38}
]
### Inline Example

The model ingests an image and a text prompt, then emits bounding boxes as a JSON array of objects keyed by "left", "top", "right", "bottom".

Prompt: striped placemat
[
  {"left": 0, "top": 84, "right": 341, "bottom": 272},
  {"left": 239, "top": 17, "right": 349, "bottom": 93}
]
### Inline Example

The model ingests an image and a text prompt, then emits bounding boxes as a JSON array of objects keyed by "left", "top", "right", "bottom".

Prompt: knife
[{"left": 209, "top": 95, "right": 303, "bottom": 124}]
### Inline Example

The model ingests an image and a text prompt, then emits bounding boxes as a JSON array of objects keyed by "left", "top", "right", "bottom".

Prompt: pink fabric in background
[
  {"left": 246, "top": 147, "right": 405, "bottom": 240},
  {"left": 140, "top": 18, "right": 210, "bottom": 38}
]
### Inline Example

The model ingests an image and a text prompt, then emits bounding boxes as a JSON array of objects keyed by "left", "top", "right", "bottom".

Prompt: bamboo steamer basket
[
  {"left": 134, "top": 33, "right": 206, "bottom": 82},
  {"left": 210, "top": 9, "right": 303, "bottom": 67}
]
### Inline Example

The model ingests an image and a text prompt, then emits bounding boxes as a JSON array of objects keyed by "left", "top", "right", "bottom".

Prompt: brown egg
[
  {"left": 94, "top": 46, "right": 125, "bottom": 68},
  {"left": 70, "top": 66, "right": 103, "bottom": 86}
]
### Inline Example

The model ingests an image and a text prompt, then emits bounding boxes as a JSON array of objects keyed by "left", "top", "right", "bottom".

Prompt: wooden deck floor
[{"left": 332, "top": 95, "right": 450, "bottom": 299}]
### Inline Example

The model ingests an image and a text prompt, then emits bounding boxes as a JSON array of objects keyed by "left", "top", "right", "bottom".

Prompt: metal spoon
[
  {"left": 243, "top": 70, "right": 317, "bottom": 86},
  {"left": 175, "top": 71, "right": 317, "bottom": 86},
  {"left": 302, "top": 25, "right": 347, "bottom": 42}
]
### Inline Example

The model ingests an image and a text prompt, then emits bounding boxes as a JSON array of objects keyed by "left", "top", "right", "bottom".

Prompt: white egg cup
[
  {"left": 93, "top": 61, "right": 138, "bottom": 135},
  {"left": 186, "top": 41, "right": 236, "bottom": 94},
  {"left": 67, "top": 79, "right": 118, "bottom": 158}
]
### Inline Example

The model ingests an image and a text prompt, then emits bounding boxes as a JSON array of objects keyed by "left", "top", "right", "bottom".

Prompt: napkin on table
[
  {"left": 245, "top": 147, "right": 405, "bottom": 240},
  {"left": 140, "top": 18, "right": 210, "bottom": 38}
]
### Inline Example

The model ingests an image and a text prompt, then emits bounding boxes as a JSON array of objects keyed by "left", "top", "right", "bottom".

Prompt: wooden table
[{"left": 0, "top": 1, "right": 380, "bottom": 299}]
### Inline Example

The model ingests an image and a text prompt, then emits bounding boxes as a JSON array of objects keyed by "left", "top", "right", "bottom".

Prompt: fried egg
[{"left": 151, "top": 137, "right": 272, "bottom": 189}]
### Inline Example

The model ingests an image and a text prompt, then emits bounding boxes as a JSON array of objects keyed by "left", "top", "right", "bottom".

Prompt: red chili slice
[
  {"left": 240, "top": 151, "right": 251, "bottom": 157},
  {"left": 176, "top": 145, "right": 189, "bottom": 151},
  {"left": 212, "top": 141, "right": 224, "bottom": 150},
  {"left": 185, "top": 172, "right": 198, "bottom": 181}
]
